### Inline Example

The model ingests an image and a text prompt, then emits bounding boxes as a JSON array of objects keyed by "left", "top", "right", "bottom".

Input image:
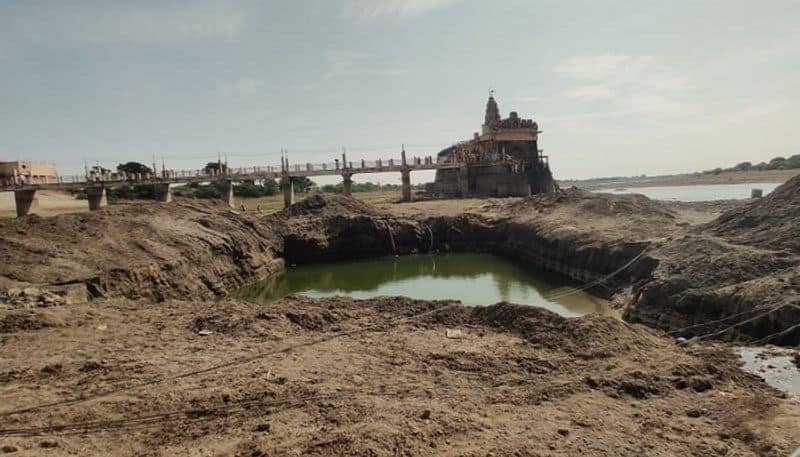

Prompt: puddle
[
  {"left": 236, "top": 253, "right": 614, "bottom": 317},
  {"left": 736, "top": 346, "right": 800, "bottom": 399}
]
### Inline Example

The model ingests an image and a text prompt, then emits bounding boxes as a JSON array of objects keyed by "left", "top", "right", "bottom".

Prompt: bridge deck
[{"left": 1, "top": 161, "right": 456, "bottom": 192}]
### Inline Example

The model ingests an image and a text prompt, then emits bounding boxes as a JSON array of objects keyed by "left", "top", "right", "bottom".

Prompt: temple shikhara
[{"left": 429, "top": 93, "right": 556, "bottom": 197}]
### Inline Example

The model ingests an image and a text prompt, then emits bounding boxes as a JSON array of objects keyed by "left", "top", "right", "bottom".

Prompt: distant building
[
  {"left": 0, "top": 161, "right": 60, "bottom": 186},
  {"left": 429, "top": 94, "right": 556, "bottom": 197}
]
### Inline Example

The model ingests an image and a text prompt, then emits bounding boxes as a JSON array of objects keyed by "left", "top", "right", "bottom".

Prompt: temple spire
[{"left": 484, "top": 91, "right": 500, "bottom": 126}]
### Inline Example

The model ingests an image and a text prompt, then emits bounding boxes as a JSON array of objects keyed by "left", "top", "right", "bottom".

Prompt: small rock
[
  {"left": 557, "top": 428, "right": 570, "bottom": 436},
  {"left": 253, "top": 423, "right": 271, "bottom": 433},
  {"left": 420, "top": 410, "right": 431, "bottom": 420},
  {"left": 445, "top": 328, "right": 464, "bottom": 339},
  {"left": 686, "top": 408, "right": 703, "bottom": 418},
  {"left": 22, "top": 287, "right": 39, "bottom": 297},
  {"left": 1, "top": 446, "right": 18, "bottom": 453},
  {"left": 39, "top": 441, "right": 58, "bottom": 448},
  {"left": 197, "top": 329, "right": 213, "bottom": 336}
]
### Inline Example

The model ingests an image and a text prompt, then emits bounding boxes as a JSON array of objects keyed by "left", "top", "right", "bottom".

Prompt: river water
[
  {"left": 237, "top": 253, "right": 613, "bottom": 317},
  {"left": 603, "top": 182, "right": 782, "bottom": 201}
]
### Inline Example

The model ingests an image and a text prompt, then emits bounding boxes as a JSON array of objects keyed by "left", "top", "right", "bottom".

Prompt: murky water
[
  {"left": 604, "top": 182, "right": 782, "bottom": 202},
  {"left": 736, "top": 346, "right": 800, "bottom": 399},
  {"left": 236, "top": 253, "right": 613, "bottom": 317}
]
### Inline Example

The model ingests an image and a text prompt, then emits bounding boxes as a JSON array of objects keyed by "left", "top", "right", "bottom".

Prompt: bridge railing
[{"left": 1, "top": 154, "right": 443, "bottom": 190}]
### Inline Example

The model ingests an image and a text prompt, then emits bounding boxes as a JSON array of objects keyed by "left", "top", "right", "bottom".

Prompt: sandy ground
[
  {"left": 0, "top": 191, "right": 87, "bottom": 219},
  {"left": 1, "top": 297, "right": 798, "bottom": 456},
  {"left": 564, "top": 169, "right": 800, "bottom": 190}
]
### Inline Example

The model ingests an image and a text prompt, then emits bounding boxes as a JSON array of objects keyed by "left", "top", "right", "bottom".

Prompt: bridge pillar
[
  {"left": 281, "top": 177, "right": 294, "bottom": 208},
  {"left": 401, "top": 169, "right": 412, "bottom": 202},
  {"left": 342, "top": 173, "right": 353, "bottom": 197},
  {"left": 154, "top": 183, "right": 172, "bottom": 203},
  {"left": 14, "top": 189, "right": 39, "bottom": 217},
  {"left": 220, "top": 180, "right": 235, "bottom": 207},
  {"left": 86, "top": 187, "right": 107, "bottom": 211}
]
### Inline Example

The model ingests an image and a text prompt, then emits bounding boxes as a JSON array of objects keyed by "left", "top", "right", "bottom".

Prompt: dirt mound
[
  {"left": 708, "top": 173, "right": 800, "bottom": 253},
  {"left": 278, "top": 193, "right": 382, "bottom": 218},
  {"left": 624, "top": 176, "right": 800, "bottom": 343},
  {"left": 469, "top": 302, "right": 665, "bottom": 357},
  {"left": 509, "top": 187, "right": 676, "bottom": 219},
  {"left": 0, "top": 199, "right": 283, "bottom": 301},
  {"left": 0, "top": 310, "right": 60, "bottom": 333}
]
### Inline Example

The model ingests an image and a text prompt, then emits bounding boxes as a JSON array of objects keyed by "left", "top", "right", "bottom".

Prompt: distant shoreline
[{"left": 559, "top": 169, "right": 800, "bottom": 190}]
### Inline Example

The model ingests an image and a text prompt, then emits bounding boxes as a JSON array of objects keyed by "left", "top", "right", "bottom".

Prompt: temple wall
[{"left": 470, "top": 164, "right": 530, "bottom": 197}]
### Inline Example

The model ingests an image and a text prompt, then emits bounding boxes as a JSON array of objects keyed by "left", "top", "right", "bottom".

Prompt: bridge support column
[
  {"left": 220, "top": 180, "right": 235, "bottom": 207},
  {"left": 281, "top": 177, "right": 294, "bottom": 208},
  {"left": 154, "top": 183, "right": 172, "bottom": 203},
  {"left": 86, "top": 187, "right": 107, "bottom": 211},
  {"left": 342, "top": 173, "right": 353, "bottom": 197},
  {"left": 14, "top": 189, "right": 39, "bottom": 217},
  {"left": 401, "top": 169, "right": 412, "bottom": 202}
]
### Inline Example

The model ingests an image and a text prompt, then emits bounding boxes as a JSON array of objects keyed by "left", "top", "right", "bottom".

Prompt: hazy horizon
[{"left": 1, "top": 0, "right": 798, "bottom": 183}]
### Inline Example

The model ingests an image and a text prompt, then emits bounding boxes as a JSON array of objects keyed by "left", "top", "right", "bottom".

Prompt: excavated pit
[{"left": 1, "top": 181, "right": 799, "bottom": 345}]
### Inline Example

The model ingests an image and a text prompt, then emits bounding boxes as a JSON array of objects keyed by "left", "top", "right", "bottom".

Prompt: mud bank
[
  {"left": 0, "top": 201, "right": 284, "bottom": 302},
  {"left": 625, "top": 175, "right": 800, "bottom": 345},
  {"left": 1, "top": 180, "right": 799, "bottom": 344},
  {"left": 1, "top": 297, "right": 798, "bottom": 456}
]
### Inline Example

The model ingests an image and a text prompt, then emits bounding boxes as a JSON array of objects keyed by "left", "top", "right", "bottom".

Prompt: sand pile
[{"left": 708, "top": 174, "right": 800, "bottom": 253}]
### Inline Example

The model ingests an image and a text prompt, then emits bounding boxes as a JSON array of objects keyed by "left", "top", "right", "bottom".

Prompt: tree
[
  {"left": 732, "top": 161, "right": 752, "bottom": 171},
  {"left": 117, "top": 162, "right": 152, "bottom": 175},
  {"left": 233, "top": 180, "right": 280, "bottom": 198},
  {"left": 203, "top": 162, "right": 228, "bottom": 175},
  {"left": 89, "top": 165, "right": 111, "bottom": 176},
  {"left": 262, "top": 178, "right": 280, "bottom": 195},
  {"left": 292, "top": 176, "right": 315, "bottom": 192},
  {"left": 768, "top": 157, "right": 787, "bottom": 169}
]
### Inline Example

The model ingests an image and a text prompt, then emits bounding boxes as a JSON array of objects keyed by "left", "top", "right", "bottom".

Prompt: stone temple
[{"left": 428, "top": 94, "right": 556, "bottom": 197}]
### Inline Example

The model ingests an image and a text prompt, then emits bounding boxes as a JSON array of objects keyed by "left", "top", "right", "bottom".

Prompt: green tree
[
  {"left": 233, "top": 180, "right": 280, "bottom": 198},
  {"left": 732, "top": 161, "right": 752, "bottom": 171},
  {"left": 262, "top": 178, "right": 280, "bottom": 195},
  {"left": 116, "top": 162, "right": 152, "bottom": 175},
  {"left": 768, "top": 157, "right": 787, "bottom": 169},
  {"left": 292, "top": 176, "right": 315, "bottom": 192}
]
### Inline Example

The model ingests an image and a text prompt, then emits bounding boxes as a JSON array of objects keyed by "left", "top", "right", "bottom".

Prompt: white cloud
[
  {"left": 61, "top": 3, "right": 245, "bottom": 45},
  {"left": 323, "top": 49, "right": 400, "bottom": 79},
  {"left": 217, "top": 78, "right": 261, "bottom": 98},
  {"left": 556, "top": 53, "right": 692, "bottom": 119},
  {"left": 555, "top": 54, "right": 638, "bottom": 80},
  {"left": 342, "top": 0, "right": 464, "bottom": 21},
  {"left": 564, "top": 85, "right": 616, "bottom": 101}
]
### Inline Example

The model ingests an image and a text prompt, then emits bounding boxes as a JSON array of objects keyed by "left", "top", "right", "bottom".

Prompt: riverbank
[{"left": 561, "top": 168, "right": 800, "bottom": 190}]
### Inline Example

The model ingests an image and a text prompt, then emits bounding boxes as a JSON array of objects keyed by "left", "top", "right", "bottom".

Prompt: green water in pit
[{"left": 236, "top": 253, "right": 613, "bottom": 317}]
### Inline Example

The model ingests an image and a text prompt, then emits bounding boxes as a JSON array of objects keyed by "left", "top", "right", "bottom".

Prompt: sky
[{"left": 1, "top": 0, "right": 799, "bottom": 183}]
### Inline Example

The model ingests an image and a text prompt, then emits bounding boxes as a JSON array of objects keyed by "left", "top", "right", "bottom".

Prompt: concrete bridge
[{"left": 2, "top": 151, "right": 455, "bottom": 217}]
